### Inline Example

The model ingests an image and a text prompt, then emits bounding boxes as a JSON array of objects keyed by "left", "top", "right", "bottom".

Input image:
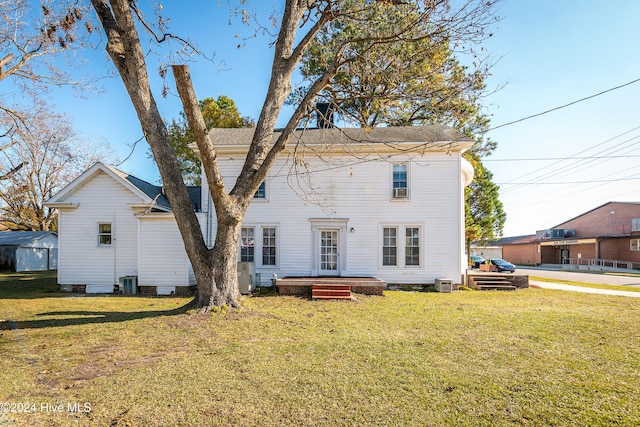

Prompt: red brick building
[{"left": 498, "top": 202, "right": 640, "bottom": 267}]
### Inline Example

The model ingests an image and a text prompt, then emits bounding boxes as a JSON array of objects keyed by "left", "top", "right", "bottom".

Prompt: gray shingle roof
[
  {"left": 208, "top": 125, "right": 474, "bottom": 146},
  {"left": 105, "top": 165, "right": 201, "bottom": 212},
  {"left": 0, "top": 231, "right": 56, "bottom": 247}
]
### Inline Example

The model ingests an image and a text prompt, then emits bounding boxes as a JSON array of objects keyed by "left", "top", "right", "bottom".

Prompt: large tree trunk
[
  {"left": 199, "top": 221, "right": 243, "bottom": 309},
  {"left": 91, "top": 0, "right": 243, "bottom": 310},
  {"left": 172, "top": 64, "right": 249, "bottom": 310},
  {"left": 89, "top": 1, "right": 348, "bottom": 312}
]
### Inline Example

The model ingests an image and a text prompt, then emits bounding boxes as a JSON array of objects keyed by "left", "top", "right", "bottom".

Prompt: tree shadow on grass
[{"left": 0, "top": 298, "right": 197, "bottom": 330}]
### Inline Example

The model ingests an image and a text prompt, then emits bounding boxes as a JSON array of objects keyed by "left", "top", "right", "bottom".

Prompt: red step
[{"left": 312, "top": 283, "right": 352, "bottom": 300}]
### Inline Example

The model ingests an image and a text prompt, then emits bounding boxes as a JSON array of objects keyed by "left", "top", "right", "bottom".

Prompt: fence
[{"left": 564, "top": 258, "right": 640, "bottom": 271}]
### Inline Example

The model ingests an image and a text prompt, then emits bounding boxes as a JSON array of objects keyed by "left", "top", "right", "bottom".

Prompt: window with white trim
[
  {"left": 631, "top": 239, "right": 640, "bottom": 251},
  {"left": 381, "top": 225, "right": 422, "bottom": 267},
  {"left": 98, "top": 223, "right": 112, "bottom": 246},
  {"left": 405, "top": 227, "right": 420, "bottom": 266},
  {"left": 262, "top": 227, "right": 277, "bottom": 266},
  {"left": 240, "top": 227, "right": 255, "bottom": 262},
  {"left": 382, "top": 227, "right": 398, "bottom": 266},
  {"left": 254, "top": 181, "right": 266, "bottom": 199},
  {"left": 392, "top": 163, "right": 408, "bottom": 199}
]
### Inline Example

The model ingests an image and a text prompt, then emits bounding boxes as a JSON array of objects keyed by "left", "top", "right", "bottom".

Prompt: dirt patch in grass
[{"left": 70, "top": 351, "right": 165, "bottom": 382}]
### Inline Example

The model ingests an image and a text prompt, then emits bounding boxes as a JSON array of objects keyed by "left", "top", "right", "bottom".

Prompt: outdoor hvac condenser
[{"left": 237, "top": 262, "right": 256, "bottom": 294}]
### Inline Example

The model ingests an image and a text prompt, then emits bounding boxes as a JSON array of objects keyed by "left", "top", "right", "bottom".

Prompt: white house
[
  {"left": 46, "top": 125, "right": 474, "bottom": 294},
  {"left": 0, "top": 231, "right": 58, "bottom": 272},
  {"left": 45, "top": 163, "right": 200, "bottom": 294}
]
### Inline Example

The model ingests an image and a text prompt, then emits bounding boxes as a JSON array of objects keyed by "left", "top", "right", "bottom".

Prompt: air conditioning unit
[
  {"left": 237, "top": 262, "right": 256, "bottom": 294},
  {"left": 119, "top": 276, "right": 138, "bottom": 295},
  {"left": 393, "top": 187, "right": 407, "bottom": 198},
  {"left": 435, "top": 278, "right": 452, "bottom": 293}
]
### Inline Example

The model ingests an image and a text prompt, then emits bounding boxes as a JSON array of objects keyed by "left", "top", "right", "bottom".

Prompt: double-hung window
[
  {"left": 240, "top": 227, "right": 255, "bottom": 262},
  {"left": 382, "top": 227, "right": 398, "bottom": 266},
  {"left": 392, "top": 163, "right": 408, "bottom": 198},
  {"left": 262, "top": 227, "right": 277, "bottom": 266},
  {"left": 381, "top": 225, "right": 421, "bottom": 267},
  {"left": 631, "top": 239, "right": 640, "bottom": 252},
  {"left": 239, "top": 226, "right": 278, "bottom": 266},
  {"left": 98, "top": 223, "right": 112, "bottom": 246},
  {"left": 405, "top": 227, "right": 420, "bottom": 266}
]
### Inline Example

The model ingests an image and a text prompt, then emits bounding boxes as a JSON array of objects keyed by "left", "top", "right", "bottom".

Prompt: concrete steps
[{"left": 469, "top": 275, "right": 517, "bottom": 291}]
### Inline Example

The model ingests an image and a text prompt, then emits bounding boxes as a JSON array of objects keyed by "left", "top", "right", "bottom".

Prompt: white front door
[{"left": 319, "top": 229, "right": 340, "bottom": 276}]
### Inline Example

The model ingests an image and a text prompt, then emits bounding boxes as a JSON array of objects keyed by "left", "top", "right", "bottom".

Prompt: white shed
[{"left": 0, "top": 231, "right": 58, "bottom": 272}]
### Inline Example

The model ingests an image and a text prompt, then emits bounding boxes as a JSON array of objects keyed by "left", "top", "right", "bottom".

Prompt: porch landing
[{"left": 276, "top": 277, "right": 386, "bottom": 297}]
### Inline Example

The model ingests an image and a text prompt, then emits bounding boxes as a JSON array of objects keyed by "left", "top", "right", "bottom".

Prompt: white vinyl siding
[
  {"left": 139, "top": 217, "right": 189, "bottom": 288},
  {"left": 53, "top": 131, "right": 470, "bottom": 292},
  {"left": 217, "top": 150, "right": 465, "bottom": 285},
  {"left": 55, "top": 170, "right": 140, "bottom": 287}
]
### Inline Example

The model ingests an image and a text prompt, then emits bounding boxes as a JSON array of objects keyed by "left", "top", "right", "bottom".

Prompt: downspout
[
  {"left": 137, "top": 210, "right": 141, "bottom": 288},
  {"left": 461, "top": 157, "right": 474, "bottom": 287},
  {"left": 113, "top": 213, "right": 117, "bottom": 287}
]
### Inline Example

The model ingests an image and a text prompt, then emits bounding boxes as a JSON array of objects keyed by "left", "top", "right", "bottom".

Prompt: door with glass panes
[{"left": 319, "top": 229, "right": 340, "bottom": 275}]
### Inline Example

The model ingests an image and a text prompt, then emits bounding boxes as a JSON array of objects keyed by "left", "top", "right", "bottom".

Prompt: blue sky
[{"left": 47, "top": 1, "right": 640, "bottom": 237}]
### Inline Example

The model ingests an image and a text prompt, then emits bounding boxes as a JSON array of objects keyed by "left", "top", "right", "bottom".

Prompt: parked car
[
  {"left": 469, "top": 255, "right": 485, "bottom": 269},
  {"left": 484, "top": 258, "right": 516, "bottom": 273}
]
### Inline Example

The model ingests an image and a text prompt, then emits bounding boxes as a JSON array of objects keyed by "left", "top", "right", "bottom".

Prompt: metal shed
[{"left": 0, "top": 231, "right": 58, "bottom": 272}]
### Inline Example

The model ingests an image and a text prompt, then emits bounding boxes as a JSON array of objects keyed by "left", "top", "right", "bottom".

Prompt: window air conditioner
[{"left": 393, "top": 187, "right": 407, "bottom": 198}]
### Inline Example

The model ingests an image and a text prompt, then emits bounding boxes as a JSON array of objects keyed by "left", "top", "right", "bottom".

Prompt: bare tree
[
  {"left": 0, "top": 0, "right": 94, "bottom": 88},
  {"left": 89, "top": 0, "right": 498, "bottom": 311},
  {"left": 0, "top": 100, "right": 113, "bottom": 231},
  {"left": 0, "top": 0, "right": 96, "bottom": 178}
]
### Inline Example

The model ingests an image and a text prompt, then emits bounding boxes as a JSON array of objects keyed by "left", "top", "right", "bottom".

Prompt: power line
[
  {"left": 497, "top": 176, "right": 640, "bottom": 185},
  {"left": 486, "top": 77, "right": 640, "bottom": 132},
  {"left": 497, "top": 126, "right": 640, "bottom": 195},
  {"left": 485, "top": 154, "right": 640, "bottom": 162},
  {"left": 500, "top": 134, "right": 640, "bottom": 193}
]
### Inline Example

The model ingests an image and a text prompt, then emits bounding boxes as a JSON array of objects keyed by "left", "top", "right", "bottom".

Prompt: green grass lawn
[{"left": 1, "top": 272, "right": 640, "bottom": 426}]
